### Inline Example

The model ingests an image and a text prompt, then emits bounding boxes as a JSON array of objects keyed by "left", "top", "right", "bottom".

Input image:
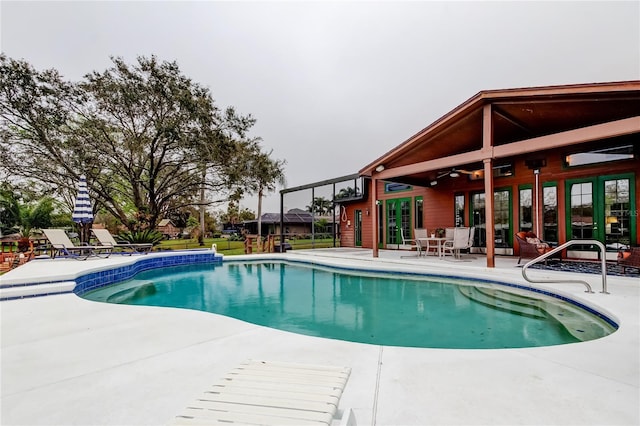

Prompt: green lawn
[
  {"left": 157, "top": 237, "right": 338, "bottom": 255},
  {"left": 0, "top": 238, "right": 340, "bottom": 275}
]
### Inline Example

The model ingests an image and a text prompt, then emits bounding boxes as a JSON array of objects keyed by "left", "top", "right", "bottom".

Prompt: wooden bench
[{"left": 618, "top": 247, "right": 640, "bottom": 274}]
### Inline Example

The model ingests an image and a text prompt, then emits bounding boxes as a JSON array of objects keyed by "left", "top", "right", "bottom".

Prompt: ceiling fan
[{"left": 435, "top": 168, "right": 474, "bottom": 179}]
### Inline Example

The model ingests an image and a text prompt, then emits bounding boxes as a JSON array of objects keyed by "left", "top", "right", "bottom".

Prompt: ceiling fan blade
[{"left": 456, "top": 169, "right": 474, "bottom": 175}]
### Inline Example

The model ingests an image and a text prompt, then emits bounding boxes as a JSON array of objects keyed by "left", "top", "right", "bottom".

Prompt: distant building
[
  {"left": 157, "top": 219, "right": 179, "bottom": 239},
  {"left": 243, "top": 209, "right": 337, "bottom": 237}
]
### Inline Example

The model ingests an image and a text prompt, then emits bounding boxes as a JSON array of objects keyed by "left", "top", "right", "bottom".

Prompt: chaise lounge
[
  {"left": 91, "top": 228, "right": 153, "bottom": 255},
  {"left": 42, "top": 229, "right": 112, "bottom": 260}
]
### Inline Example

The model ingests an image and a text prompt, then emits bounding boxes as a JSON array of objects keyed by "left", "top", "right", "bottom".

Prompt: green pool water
[{"left": 81, "top": 261, "right": 616, "bottom": 349}]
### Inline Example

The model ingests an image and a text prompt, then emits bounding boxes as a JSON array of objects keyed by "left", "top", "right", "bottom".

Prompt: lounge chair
[
  {"left": 91, "top": 228, "right": 153, "bottom": 255},
  {"left": 617, "top": 247, "right": 640, "bottom": 274},
  {"left": 515, "top": 231, "right": 557, "bottom": 264},
  {"left": 42, "top": 229, "right": 112, "bottom": 260},
  {"left": 171, "top": 359, "right": 352, "bottom": 425}
]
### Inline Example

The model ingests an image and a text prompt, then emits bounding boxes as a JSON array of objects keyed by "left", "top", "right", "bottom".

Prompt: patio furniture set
[
  {"left": 402, "top": 227, "right": 475, "bottom": 260},
  {"left": 0, "top": 229, "right": 153, "bottom": 271}
]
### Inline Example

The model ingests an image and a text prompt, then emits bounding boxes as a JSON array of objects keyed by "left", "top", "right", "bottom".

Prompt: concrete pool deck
[{"left": 1, "top": 249, "right": 638, "bottom": 425}]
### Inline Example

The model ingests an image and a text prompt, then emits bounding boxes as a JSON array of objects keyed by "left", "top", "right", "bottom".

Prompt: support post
[
  {"left": 482, "top": 104, "right": 495, "bottom": 268},
  {"left": 372, "top": 178, "right": 379, "bottom": 257}
]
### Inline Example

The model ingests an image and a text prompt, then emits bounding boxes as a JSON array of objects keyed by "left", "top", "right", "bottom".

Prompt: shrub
[{"left": 118, "top": 229, "right": 164, "bottom": 245}]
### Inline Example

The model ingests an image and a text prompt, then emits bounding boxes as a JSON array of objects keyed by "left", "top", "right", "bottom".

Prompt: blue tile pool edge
[
  {"left": 0, "top": 251, "right": 223, "bottom": 301},
  {"left": 73, "top": 252, "right": 224, "bottom": 296}
]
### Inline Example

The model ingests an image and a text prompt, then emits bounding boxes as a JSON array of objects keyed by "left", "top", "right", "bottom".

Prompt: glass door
[
  {"left": 603, "top": 177, "right": 633, "bottom": 249},
  {"left": 566, "top": 174, "right": 635, "bottom": 252},
  {"left": 567, "top": 180, "right": 595, "bottom": 250},
  {"left": 354, "top": 209, "right": 362, "bottom": 247},
  {"left": 471, "top": 192, "right": 486, "bottom": 247},
  {"left": 386, "top": 197, "right": 411, "bottom": 246},
  {"left": 470, "top": 190, "right": 512, "bottom": 249}
]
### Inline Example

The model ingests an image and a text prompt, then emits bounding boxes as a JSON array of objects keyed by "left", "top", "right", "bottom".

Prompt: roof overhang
[{"left": 361, "top": 81, "right": 640, "bottom": 185}]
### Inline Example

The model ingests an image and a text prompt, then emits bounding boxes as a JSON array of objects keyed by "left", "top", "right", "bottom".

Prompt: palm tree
[
  {"left": 306, "top": 197, "right": 332, "bottom": 215},
  {"left": 335, "top": 187, "right": 358, "bottom": 200},
  {"left": 245, "top": 148, "right": 286, "bottom": 239}
]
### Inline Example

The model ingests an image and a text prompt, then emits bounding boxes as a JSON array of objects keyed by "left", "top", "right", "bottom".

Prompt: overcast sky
[{"left": 2, "top": 1, "right": 639, "bottom": 214}]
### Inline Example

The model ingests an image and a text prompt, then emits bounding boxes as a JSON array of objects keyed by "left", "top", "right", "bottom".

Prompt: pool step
[
  {"left": 460, "top": 286, "right": 616, "bottom": 341},
  {"left": 459, "top": 286, "right": 546, "bottom": 318},
  {"left": 0, "top": 281, "right": 75, "bottom": 300},
  {"left": 544, "top": 301, "right": 617, "bottom": 341}
]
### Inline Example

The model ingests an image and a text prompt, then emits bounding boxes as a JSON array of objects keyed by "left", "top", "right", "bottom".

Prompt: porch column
[
  {"left": 483, "top": 158, "right": 495, "bottom": 267},
  {"left": 279, "top": 192, "right": 285, "bottom": 252},
  {"left": 372, "top": 177, "right": 379, "bottom": 257},
  {"left": 482, "top": 104, "right": 495, "bottom": 268}
]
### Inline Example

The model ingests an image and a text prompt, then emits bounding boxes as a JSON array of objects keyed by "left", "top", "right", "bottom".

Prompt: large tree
[
  {"left": 0, "top": 54, "right": 256, "bottom": 230},
  {"left": 242, "top": 145, "right": 286, "bottom": 238}
]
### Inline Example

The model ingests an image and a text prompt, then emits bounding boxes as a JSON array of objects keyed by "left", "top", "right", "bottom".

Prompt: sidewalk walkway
[{"left": 1, "top": 249, "right": 638, "bottom": 425}]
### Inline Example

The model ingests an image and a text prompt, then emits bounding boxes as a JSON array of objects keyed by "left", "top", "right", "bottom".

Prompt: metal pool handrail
[{"left": 522, "top": 239, "right": 608, "bottom": 294}]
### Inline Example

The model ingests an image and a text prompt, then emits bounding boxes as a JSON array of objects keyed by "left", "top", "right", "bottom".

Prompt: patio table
[{"left": 418, "top": 237, "right": 448, "bottom": 258}]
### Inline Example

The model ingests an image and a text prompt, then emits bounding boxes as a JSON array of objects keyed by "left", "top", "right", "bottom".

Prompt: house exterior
[
  {"left": 330, "top": 81, "right": 639, "bottom": 267},
  {"left": 157, "top": 219, "right": 179, "bottom": 239},
  {"left": 244, "top": 209, "right": 317, "bottom": 237}
]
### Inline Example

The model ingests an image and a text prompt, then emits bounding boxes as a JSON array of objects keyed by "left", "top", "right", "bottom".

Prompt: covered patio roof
[
  {"left": 361, "top": 80, "right": 640, "bottom": 265},
  {"left": 360, "top": 81, "right": 640, "bottom": 185}
]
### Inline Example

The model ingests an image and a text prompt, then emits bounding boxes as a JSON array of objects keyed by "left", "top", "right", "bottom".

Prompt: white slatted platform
[{"left": 171, "top": 360, "right": 351, "bottom": 425}]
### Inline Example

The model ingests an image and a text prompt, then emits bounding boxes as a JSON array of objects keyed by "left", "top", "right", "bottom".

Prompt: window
[
  {"left": 471, "top": 190, "right": 511, "bottom": 248},
  {"left": 565, "top": 144, "right": 634, "bottom": 167},
  {"left": 378, "top": 203, "right": 384, "bottom": 246},
  {"left": 415, "top": 197, "right": 423, "bottom": 228},
  {"left": 471, "top": 193, "right": 485, "bottom": 247},
  {"left": 570, "top": 182, "right": 594, "bottom": 240},
  {"left": 384, "top": 182, "right": 412, "bottom": 193},
  {"left": 519, "top": 186, "right": 532, "bottom": 232},
  {"left": 543, "top": 184, "right": 557, "bottom": 243},
  {"left": 604, "top": 178, "right": 631, "bottom": 248},
  {"left": 454, "top": 194, "right": 465, "bottom": 227},
  {"left": 494, "top": 190, "right": 511, "bottom": 248}
]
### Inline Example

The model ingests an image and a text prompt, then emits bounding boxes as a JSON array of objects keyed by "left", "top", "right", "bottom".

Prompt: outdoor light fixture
[
  {"left": 375, "top": 164, "right": 385, "bottom": 172},
  {"left": 449, "top": 171, "right": 460, "bottom": 178},
  {"left": 430, "top": 180, "right": 438, "bottom": 186}
]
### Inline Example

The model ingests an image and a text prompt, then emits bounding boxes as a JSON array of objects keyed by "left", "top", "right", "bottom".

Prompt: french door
[
  {"left": 386, "top": 197, "right": 411, "bottom": 246},
  {"left": 566, "top": 173, "right": 635, "bottom": 252}
]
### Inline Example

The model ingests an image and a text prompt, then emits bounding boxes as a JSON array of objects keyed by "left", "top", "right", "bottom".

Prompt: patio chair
[
  {"left": 457, "top": 226, "right": 476, "bottom": 259},
  {"left": 443, "top": 227, "right": 471, "bottom": 260},
  {"left": 413, "top": 228, "right": 430, "bottom": 255},
  {"left": 170, "top": 359, "right": 352, "bottom": 426},
  {"left": 445, "top": 227, "right": 455, "bottom": 241},
  {"left": 617, "top": 247, "right": 640, "bottom": 275},
  {"left": 400, "top": 228, "right": 423, "bottom": 256},
  {"left": 515, "top": 231, "right": 556, "bottom": 264},
  {"left": 91, "top": 228, "right": 153, "bottom": 255},
  {"left": 42, "top": 229, "right": 112, "bottom": 260}
]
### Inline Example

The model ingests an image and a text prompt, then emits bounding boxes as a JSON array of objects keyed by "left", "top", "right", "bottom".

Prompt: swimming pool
[{"left": 81, "top": 260, "right": 617, "bottom": 349}]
